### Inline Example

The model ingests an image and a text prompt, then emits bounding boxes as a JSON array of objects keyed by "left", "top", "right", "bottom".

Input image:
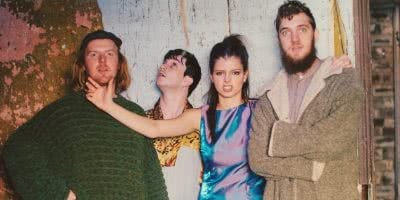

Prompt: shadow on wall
[{"left": 0, "top": 0, "right": 103, "bottom": 198}]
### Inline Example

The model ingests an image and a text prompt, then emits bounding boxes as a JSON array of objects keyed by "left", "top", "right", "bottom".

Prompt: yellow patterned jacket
[{"left": 146, "top": 100, "right": 200, "bottom": 167}]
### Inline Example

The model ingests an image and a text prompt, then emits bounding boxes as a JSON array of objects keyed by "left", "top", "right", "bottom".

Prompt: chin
[
  {"left": 220, "top": 92, "right": 241, "bottom": 99},
  {"left": 93, "top": 79, "right": 111, "bottom": 86},
  {"left": 290, "top": 53, "right": 306, "bottom": 61}
]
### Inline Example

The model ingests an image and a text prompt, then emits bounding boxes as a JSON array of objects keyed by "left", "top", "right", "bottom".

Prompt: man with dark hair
[
  {"left": 248, "top": 1, "right": 362, "bottom": 199},
  {"left": 147, "top": 49, "right": 202, "bottom": 200},
  {"left": 3, "top": 30, "right": 168, "bottom": 200}
]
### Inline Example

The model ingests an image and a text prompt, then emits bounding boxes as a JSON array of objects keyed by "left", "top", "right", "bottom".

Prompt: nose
[
  {"left": 159, "top": 64, "right": 167, "bottom": 71},
  {"left": 291, "top": 32, "right": 300, "bottom": 43},
  {"left": 224, "top": 73, "right": 231, "bottom": 82},
  {"left": 99, "top": 54, "right": 106, "bottom": 63}
]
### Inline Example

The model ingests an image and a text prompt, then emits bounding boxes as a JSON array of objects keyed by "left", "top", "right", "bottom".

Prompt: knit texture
[{"left": 3, "top": 92, "right": 168, "bottom": 200}]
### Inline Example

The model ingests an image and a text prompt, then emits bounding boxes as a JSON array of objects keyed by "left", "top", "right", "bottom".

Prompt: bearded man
[{"left": 248, "top": 1, "right": 362, "bottom": 200}]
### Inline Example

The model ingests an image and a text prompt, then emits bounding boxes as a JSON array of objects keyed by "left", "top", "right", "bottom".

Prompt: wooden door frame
[
  {"left": 353, "top": 0, "right": 374, "bottom": 199},
  {"left": 357, "top": 0, "right": 400, "bottom": 199},
  {"left": 394, "top": 4, "right": 400, "bottom": 199}
]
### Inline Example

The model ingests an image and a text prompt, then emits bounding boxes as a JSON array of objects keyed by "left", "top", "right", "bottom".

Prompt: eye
[
  {"left": 88, "top": 52, "right": 98, "bottom": 57},
  {"left": 107, "top": 51, "right": 116, "bottom": 57},
  {"left": 280, "top": 30, "right": 289, "bottom": 37},
  {"left": 232, "top": 71, "right": 241, "bottom": 75},
  {"left": 299, "top": 27, "right": 308, "bottom": 33},
  {"left": 215, "top": 71, "right": 223, "bottom": 76}
]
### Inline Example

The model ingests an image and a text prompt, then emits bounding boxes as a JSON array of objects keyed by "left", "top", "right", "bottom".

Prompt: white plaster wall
[
  {"left": 337, "top": 0, "right": 355, "bottom": 63},
  {"left": 97, "top": 0, "right": 354, "bottom": 109}
]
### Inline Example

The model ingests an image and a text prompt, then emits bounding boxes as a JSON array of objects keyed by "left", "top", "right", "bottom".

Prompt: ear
[
  {"left": 209, "top": 74, "right": 214, "bottom": 83},
  {"left": 183, "top": 75, "right": 193, "bottom": 87},
  {"left": 243, "top": 71, "right": 249, "bottom": 82},
  {"left": 314, "top": 29, "right": 320, "bottom": 42}
]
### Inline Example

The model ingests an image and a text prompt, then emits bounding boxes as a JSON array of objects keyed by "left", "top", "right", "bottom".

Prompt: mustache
[{"left": 97, "top": 64, "right": 110, "bottom": 69}]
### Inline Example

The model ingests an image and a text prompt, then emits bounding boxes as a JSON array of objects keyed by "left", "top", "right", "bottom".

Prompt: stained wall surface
[
  {"left": 97, "top": 0, "right": 355, "bottom": 109},
  {"left": 0, "top": 0, "right": 103, "bottom": 198}
]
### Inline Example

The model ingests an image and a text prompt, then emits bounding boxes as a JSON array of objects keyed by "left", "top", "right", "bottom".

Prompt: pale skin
[
  {"left": 67, "top": 191, "right": 76, "bottom": 200},
  {"left": 278, "top": 12, "right": 353, "bottom": 74},
  {"left": 86, "top": 56, "right": 248, "bottom": 138},
  {"left": 157, "top": 56, "right": 193, "bottom": 119},
  {"left": 278, "top": 13, "right": 317, "bottom": 64}
]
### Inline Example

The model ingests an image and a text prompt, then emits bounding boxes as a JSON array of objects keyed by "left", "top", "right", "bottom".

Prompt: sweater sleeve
[
  {"left": 122, "top": 103, "right": 168, "bottom": 200},
  {"left": 268, "top": 83, "right": 363, "bottom": 161},
  {"left": 248, "top": 95, "right": 317, "bottom": 181},
  {"left": 3, "top": 110, "right": 69, "bottom": 200},
  {"left": 142, "top": 136, "right": 169, "bottom": 200}
]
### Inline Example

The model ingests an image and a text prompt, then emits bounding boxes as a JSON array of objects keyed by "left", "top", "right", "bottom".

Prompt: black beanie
[{"left": 79, "top": 30, "right": 122, "bottom": 52}]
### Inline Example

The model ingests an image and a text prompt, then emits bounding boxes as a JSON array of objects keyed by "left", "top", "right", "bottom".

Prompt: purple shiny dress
[{"left": 199, "top": 101, "right": 266, "bottom": 200}]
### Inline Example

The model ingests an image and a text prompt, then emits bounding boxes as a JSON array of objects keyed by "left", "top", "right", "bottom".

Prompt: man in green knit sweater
[{"left": 3, "top": 30, "right": 168, "bottom": 200}]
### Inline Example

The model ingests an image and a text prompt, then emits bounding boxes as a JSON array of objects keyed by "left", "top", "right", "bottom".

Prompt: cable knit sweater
[{"left": 3, "top": 92, "right": 168, "bottom": 200}]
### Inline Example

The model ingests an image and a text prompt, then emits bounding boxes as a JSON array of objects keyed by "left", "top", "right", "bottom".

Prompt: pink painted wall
[{"left": 0, "top": 0, "right": 103, "bottom": 198}]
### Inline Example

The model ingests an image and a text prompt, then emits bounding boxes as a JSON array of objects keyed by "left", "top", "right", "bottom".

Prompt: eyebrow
[
  {"left": 279, "top": 27, "right": 288, "bottom": 32},
  {"left": 165, "top": 57, "right": 184, "bottom": 64},
  {"left": 214, "top": 68, "right": 243, "bottom": 71},
  {"left": 298, "top": 24, "right": 311, "bottom": 28},
  {"left": 86, "top": 49, "right": 117, "bottom": 53}
]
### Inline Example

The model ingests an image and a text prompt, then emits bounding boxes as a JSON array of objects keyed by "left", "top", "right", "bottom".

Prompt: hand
[
  {"left": 86, "top": 77, "right": 115, "bottom": 112},
  {"left": 66, "top": 190, "right": 76, "bottom": 200},
  {"left": 332, "top": 55, "right": 353, "bottom": 69}
]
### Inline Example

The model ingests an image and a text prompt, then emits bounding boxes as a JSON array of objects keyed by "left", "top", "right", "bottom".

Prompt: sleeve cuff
[{"left": 268, "top": 121, "right": 282, "bottom": 156}]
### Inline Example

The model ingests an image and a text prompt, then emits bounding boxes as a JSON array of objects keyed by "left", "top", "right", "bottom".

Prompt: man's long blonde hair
[{"left": 71, "top": 52, "right": 130, "bottom": 94}]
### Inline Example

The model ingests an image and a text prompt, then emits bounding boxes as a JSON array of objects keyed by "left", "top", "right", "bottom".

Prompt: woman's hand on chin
[{"left": 85, "top": 77, "right": 115, "bottom": 112}]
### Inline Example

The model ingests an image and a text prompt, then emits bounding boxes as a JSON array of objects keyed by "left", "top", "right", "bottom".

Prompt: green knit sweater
[{"left": 3, "top": 92, "right": 168, "bottom": 200}]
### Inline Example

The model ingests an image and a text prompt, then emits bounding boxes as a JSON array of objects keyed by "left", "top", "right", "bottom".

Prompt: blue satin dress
[{"left": 199, "top": 101, "right": 266, "bottom": 200}]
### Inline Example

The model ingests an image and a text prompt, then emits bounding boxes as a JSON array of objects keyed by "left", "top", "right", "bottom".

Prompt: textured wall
[{"left": 97, "top": 0, "right": 355, "bottom": 109}]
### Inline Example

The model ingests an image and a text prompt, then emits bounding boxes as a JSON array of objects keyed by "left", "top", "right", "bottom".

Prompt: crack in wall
[
  {"left": 179, "top": 0, "right": 190, "bottom": 47},
  {"left": 227, "top": 0, "right": 231, "bottom": 35}
]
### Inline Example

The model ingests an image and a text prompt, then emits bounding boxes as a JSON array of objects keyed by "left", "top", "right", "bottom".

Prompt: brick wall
[{"left": 370, "top": 5, "right": 396, "bottom": 200}]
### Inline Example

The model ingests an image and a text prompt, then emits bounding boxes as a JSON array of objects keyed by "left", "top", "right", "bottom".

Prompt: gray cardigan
[{"left": 248, "top": 58, "right": 363, "bottom": 200}]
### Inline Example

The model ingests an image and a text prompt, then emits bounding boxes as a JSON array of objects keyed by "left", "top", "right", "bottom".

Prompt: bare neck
[
  {"left": 159, "top": 91, "right": 188, "bottom": 119},
  {"left": 216, "top": 94, "right": 244, "bottom": 110}
]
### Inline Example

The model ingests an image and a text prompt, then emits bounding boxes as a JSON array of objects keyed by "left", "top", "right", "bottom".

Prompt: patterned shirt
[{"left": 146, "top": 100, "right": 200, "bottom": 167}]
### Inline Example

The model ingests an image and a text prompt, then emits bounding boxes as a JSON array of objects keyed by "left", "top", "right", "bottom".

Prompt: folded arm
[
  {"left": 268, "top": 87, "right": 362, "bottom": 161},
  {"left": 248, "top": 96, "right": 322, "bottom": 181}
]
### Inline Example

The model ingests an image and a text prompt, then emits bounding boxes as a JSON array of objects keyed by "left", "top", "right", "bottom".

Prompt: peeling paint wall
[
  {"left": 0, "top": 0, "right": 103, "bottom": 198},
  {"left": 97, "top": 0, "right": 355, "bottom": 109},
  {"left": 0, "top": 0, "right": 103, "bottom": 142}
]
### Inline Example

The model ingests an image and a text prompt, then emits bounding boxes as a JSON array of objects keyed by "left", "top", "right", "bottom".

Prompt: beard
[{"left": 280, "top": 42, "right": 317, "bottom": 75}]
